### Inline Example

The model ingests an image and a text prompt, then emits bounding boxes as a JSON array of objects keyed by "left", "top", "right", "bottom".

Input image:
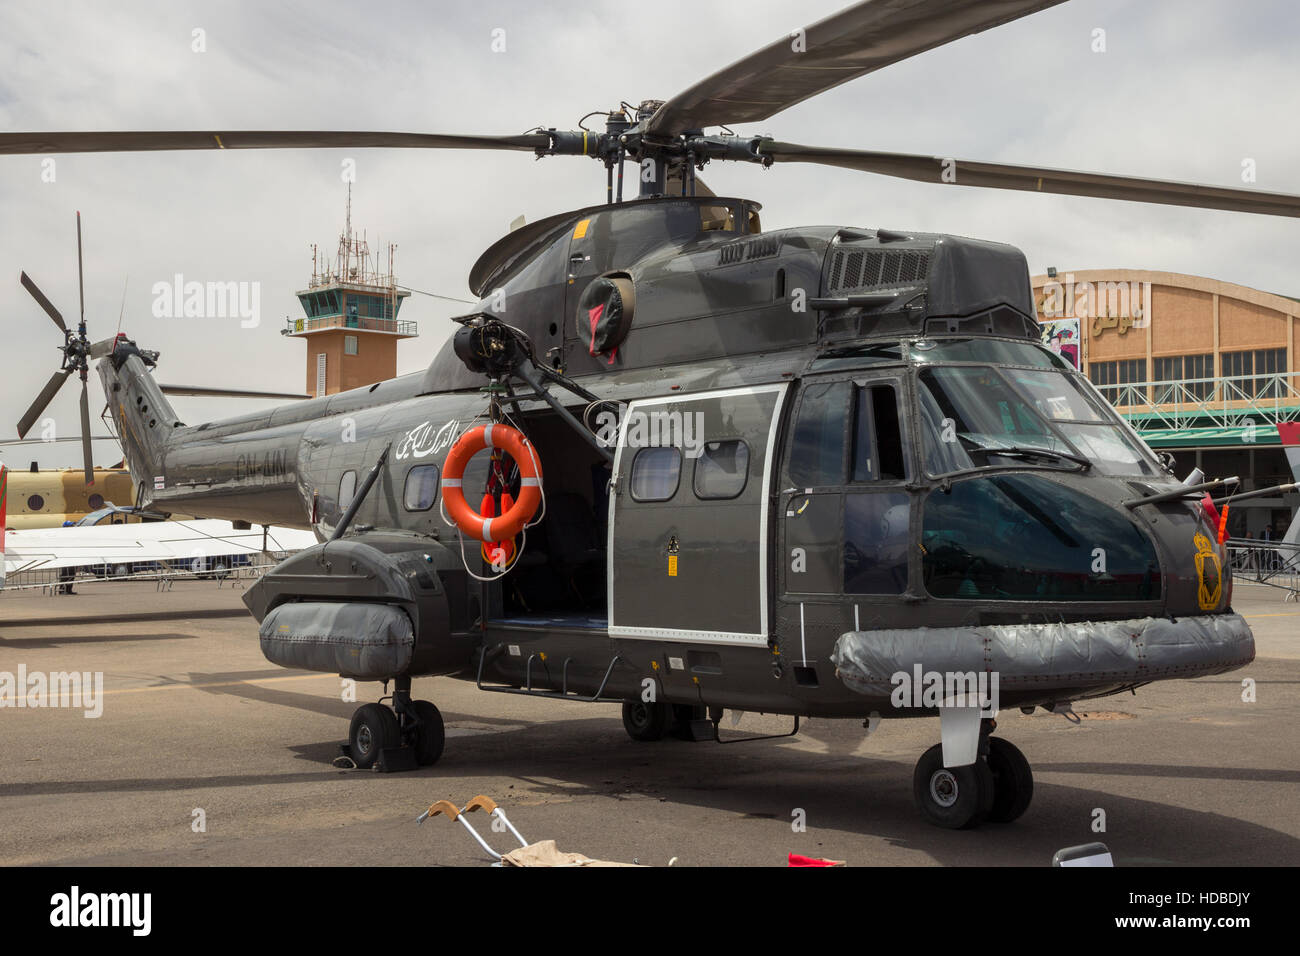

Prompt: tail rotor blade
[
  {"left": 20, "top": 272, "right": 67, "bottom": 333},
  {"left": 79, "top": 381, "right": 94, "bottom": 485},
  {"left": 17, "top": 368, "right": 74, "bottom": 438}
]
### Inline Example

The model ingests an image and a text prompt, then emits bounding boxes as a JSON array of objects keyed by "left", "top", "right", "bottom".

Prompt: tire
[
  {"left": 409, "top": 700, "right": 445, "bottom": 767},
  {"left": 622, "top": 698, "right": 670, "bottom": 742},
  {"left": 913, "top": 743, "right": 995, "bottom": 829},
  {"left": 986, "top": 736, "right": 1034, "bottom": 823},
  {"left": 349, "top": 703, "right": 400, "bottom": 769}
]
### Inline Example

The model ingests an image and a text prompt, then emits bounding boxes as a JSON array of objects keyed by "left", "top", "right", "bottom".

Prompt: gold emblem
[{"left": 1193, "top": 532, "right": 1222, "bottom": 611}]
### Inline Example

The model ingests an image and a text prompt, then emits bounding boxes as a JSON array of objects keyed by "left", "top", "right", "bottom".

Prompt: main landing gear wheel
[
  {"left": 912, "top": 743, "right": 995, "bottom": 829},
  {"left": 408, "top": 699, "right": 445, "bottom": 767},
  {"left": 349, "top": 703, "right": 400, "bottom": 769},
  {"left": 985, "top": 737, "right": 1033, "bottom": 823},
  {"left": 622, "top": 699, "right": 670, "bottom": 741}
]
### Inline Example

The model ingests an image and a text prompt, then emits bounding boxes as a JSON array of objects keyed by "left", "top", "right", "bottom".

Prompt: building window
[
  {"left": 1152, "top": 353, "right": 1213, "bottom": 401},
  {"left": 1088, "top": 359, "right": 1145, "bottom": 403},
  {"left": 316, "top": 353, "right": 327, "bottom": 397},
  {"left": 344, "top": 335, "right": 358, "bottom": 356},
  {"left": 1223, "top": 348, "right": 1286, "bottom": 399}
]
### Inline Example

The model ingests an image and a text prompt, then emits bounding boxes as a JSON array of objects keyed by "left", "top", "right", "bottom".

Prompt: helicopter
[{"left": 5, "top": 0, "right": 1295, "bottom": 829}]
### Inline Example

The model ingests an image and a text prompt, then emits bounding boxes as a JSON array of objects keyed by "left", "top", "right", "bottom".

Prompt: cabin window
[
  {"left": 852, "top": 384, "right": 907, "bottom": 481},
  {"left": 693, "top": 440, "right": 750, "bottom": 500},
  {"left": 788, "top": 382, "right": 850, "bottom": 487},
  {"left": 630, "top": 447, "right": 682, "bottom": 502},
  {"left": 403, "top": 465, "right": 440, "bottom": 512},
  {"left": 338, "top": 471, "right": 357, "bottom": 510}
]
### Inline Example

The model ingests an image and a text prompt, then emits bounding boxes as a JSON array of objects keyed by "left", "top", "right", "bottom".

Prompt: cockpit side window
[
  {"left": 788, "top": 382, "right": 850, "bottom": 487},
  {"left": 852, "top": 384, "right": 908, "bottom": 482}
]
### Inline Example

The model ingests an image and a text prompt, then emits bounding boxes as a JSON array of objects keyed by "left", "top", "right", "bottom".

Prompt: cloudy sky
[{"left": 2, "top": 0, "right": 1297, "bottom": 469}]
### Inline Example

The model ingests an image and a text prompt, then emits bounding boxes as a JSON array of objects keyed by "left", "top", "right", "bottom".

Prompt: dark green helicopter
[{"left": 8, "top": 0, "right": 1296, "bottom": 829}]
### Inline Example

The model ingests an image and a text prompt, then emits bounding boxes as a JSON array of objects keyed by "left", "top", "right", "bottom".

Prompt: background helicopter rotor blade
[
  {"left": 756, "top": 142, "right": 1300, "bottom": 218},
  {"left": 79, "top": 382, "right": 94, "bottom": 485},
  {"left": 645, "top": 0, "right": 1067, "bottom": 135},
  {"left": 19, "top": 271, "right": 67, "bottom": 333},
  {"left": 0, "top": 130, "right": 552, "bottom": 154},
  {"left": 16, "top": 368, "right": 74, "bottom": 439}
]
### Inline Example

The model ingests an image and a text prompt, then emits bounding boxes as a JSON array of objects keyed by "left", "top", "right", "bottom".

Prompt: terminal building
[{"left": 1032, "top": 269, "right": 1299, "bottom": 538}]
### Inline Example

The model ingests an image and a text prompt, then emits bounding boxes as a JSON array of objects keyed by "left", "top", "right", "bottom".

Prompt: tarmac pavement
[{"left": 1, "top": 578, "right": 1296, "bottom": 867}]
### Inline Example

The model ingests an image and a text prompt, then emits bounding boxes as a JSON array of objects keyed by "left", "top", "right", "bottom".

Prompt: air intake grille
[
  {"left": 718, "top": 235, "right": 781, "bottom": 265},
  {"left": 829, "top": 248, "right": 929, "bottom": 293}
]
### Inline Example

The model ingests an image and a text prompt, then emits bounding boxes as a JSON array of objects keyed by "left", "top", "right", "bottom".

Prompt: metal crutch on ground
[{"left": 417, "top": 794, "right": 527, "bottom": 861}]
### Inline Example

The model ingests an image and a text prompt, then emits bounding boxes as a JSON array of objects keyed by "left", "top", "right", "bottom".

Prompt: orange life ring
[
  {"left": 441, "top": 424, "right": 543, "bottom": 542},
  {"left": 479, "top": 492, "right": 517, "bottom": 567}
]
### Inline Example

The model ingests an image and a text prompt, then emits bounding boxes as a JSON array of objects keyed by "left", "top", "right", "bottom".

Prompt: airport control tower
[{"left": 283, "top": 186, "right": 415, "bottom": 396}]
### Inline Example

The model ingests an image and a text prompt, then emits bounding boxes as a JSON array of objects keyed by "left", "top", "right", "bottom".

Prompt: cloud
[{"left": 1, "top": 0, "right": 1296, "bottom": 467}]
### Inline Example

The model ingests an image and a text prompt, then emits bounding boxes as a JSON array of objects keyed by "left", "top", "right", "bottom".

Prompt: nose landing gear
[
  {"left": 912, "top": 724, "right": 1033, "bottom": 828},
  {"left": 346, "top": 676, "right": 446, "bottom": 770}
]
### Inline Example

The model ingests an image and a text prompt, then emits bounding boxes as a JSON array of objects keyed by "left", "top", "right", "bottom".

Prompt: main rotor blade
[
  {"left": 646, "top": 0, "right": 1067, "bottom": 135},
  {"left": 20, "top": 271, "right": 67, "bottom": 332},
  {"left": 0, "top": 434, "right": 120, "bottom": 446},
  {"left": 0, "top": 131, "right": 552, "bottom": 155},
  {"left": 758, "top": 142, "right": 1300, "bottom": 218},
  {"left": 17, "top": 367, "right": 74, "bottom": 438},
  {"left": 79, "top": 382, "right": 94, "bottom": 485},
  {"left": 159, "top": 384, "right": 311, "bottom": 400},
  {"left": 76, "top": 211, "right": 85, "bottom": 330}
]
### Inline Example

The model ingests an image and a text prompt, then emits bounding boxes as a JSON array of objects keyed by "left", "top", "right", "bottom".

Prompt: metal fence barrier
[
  {"left": 3, "top": 556, "right": 292, "bottom": 596},
  {"left": 1226, "top": 539, "right": 1300, "bottom": 601}
]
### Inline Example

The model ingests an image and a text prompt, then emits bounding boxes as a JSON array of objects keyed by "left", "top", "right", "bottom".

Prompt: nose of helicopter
[{"left": 1132, "top": 491, "right": 1232, "bottom": 618}]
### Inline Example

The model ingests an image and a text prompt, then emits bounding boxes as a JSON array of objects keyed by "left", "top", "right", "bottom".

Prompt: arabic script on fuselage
[{"left": 394, "top": 419, "right": 461, "bottom": 461}]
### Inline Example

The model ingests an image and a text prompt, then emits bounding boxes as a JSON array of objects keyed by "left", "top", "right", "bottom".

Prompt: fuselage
[{"left": 97, "top": 197, "right": 1254, "bottom": 719}]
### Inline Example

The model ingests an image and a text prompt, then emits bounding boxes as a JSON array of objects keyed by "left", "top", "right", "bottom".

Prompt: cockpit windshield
[{"left": 918, "top": 363, "right": 1157, "bottom": 477}]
